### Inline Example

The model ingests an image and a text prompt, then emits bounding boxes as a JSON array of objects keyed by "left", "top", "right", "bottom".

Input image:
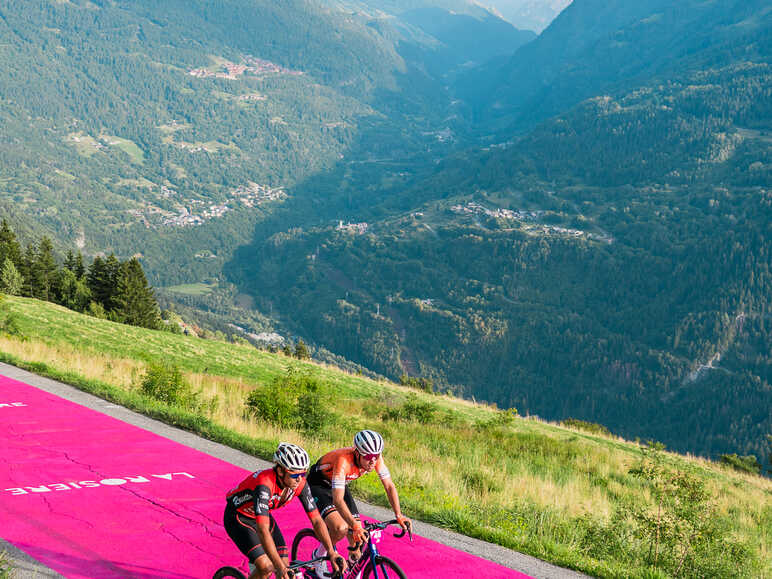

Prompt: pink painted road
[{"left": 0, "top": 374, "right": 526, "bottom": 578}]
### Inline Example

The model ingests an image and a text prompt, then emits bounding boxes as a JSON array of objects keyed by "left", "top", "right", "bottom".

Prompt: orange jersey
[{"left": 309, "top": 447, "right": 391, "bottom": 489}]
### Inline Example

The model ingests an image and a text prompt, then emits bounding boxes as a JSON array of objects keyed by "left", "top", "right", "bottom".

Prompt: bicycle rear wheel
[
  {"left": 212, "top": 566, "right": 247, "bottom": 579},
  {"left": 361, "top": 555, "right": 407, "bottom": 579}
]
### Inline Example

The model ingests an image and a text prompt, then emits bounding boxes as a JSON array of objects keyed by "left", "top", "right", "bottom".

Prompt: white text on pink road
[
  {"left": 0, "top": 402, "right": 26, "bottom": 408},
  {"left": 4, "top": 472, "right": 196, "bottom": 495}
]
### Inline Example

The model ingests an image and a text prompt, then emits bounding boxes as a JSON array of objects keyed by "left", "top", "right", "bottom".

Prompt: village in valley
[
  {"left": 128, "top": 182, "right": 286, "bottom": 228},
  {"left": 188, "top": 56, "right": 303, "bottom": 81},
  {"left": 449, "top": 201, "right": 614, "bottom": 244}
]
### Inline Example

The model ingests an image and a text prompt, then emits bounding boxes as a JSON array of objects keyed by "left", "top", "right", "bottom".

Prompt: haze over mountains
[{"left": 1, "top": 0, "right": 770, "bottom": 467}]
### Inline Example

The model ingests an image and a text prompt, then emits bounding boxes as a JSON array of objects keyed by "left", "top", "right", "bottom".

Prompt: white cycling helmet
[
  {"left": 273, "top": 442, "right": 310, "bottom": 471},
  {"left": 354, "top": 430, "right": 384, "bottom": 455}
]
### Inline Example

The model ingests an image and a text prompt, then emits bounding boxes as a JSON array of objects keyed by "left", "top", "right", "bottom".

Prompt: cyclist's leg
[
  {"left": 224, "top": 507, "right": 284, "bottom": 579},
  {"left": 334, "top": 487, "right": 362, "bottom": 561},
  {"left": 310, "top": 483, "right": 347, "bottom": 543}
]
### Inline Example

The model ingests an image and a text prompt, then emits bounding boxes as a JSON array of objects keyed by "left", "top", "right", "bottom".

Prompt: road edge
[{"left": 0, "top": 361, "right": 589, "bottom": 579}]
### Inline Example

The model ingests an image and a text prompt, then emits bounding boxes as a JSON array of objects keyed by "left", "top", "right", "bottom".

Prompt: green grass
[
  {"left": 0, "top": 551, "right": 10, "bottom": 579},
  {"left": 163, "top": 282, "right": 216, "bottom": 296},
  {"left": 0, "top": 295, "right": 770, "bottom": 578},
  {"left": 101, "top": 135, "right": 145, "bottom": 164}
]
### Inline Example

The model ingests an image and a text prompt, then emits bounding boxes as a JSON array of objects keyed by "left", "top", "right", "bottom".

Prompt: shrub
[
  {"left": 0, "top": 551, "right": 11, "bottom": 579},
  {"left": 381, "top": 393, "right": 438, "bottom": 424},
  {"left": 139, "top": 363, "right": 199, "bottom": 409},
  {"left": 475, "top": 407, "right": 518, "bottom": 430},
  {"left": 399, "top": 374, "right": 434, "bottom": 393},
  {"left": 87, "top": 301, "right": 107, "bottom": 319},
  {"left": 561, "top": 418, "right": 612, "bottom": 436},
  {"left": 719, "top": 453, "right": 761, "bottom": 474},
  {"left": 0, "top": 296, "right": 25, "bottom": 339},
  {"left": 625, "top": 445, "right": 755, "bottom": 577},
  {"left": 245, "top": 367, "right": 334, "bottom": 435}
]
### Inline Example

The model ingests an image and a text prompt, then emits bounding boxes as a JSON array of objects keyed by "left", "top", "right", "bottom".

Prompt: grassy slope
[{"left": 0, "top": 295, "right": 769, "bottom": 578}]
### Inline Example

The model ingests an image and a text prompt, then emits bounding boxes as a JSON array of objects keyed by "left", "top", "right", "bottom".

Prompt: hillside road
[{"left": 0, "top": 362, "right": 587, "bottom": 579}]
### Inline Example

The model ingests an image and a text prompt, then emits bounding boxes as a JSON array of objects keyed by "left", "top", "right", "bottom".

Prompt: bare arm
[
  {"left": 256, "top": 518, "right": 287, "bottom": 577},
  {"left": 381, "top": 477, "right": 403, "bottom": 519}
]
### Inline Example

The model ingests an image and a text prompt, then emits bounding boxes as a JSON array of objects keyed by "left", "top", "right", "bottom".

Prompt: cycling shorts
[
  {"left": 223, "top": 504, "right": 287, "bottom": 562},
  {"left": 308, "top": 483, "right": 360, "bottom": 520}
]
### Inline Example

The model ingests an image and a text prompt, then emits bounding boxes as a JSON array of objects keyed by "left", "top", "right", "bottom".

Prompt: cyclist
[
  {"left": 307, "top": 430, "right": 411, "bottom": 572},
  {"left": 224, "top": 442, "right": 346, "bottom": 579}
]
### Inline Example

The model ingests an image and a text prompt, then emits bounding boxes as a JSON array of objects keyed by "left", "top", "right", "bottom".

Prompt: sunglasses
[
  {"left": 360, "top": 453, "right": 380, "bottom": 461},
  {"left": 287, "top": 471, "right": 307, "bottom": 479}
]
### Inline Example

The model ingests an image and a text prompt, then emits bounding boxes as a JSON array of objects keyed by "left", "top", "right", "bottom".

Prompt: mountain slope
[
  {"left": 0, "top": 294, "right": 769, "bottom": 578},
  {"left": 472, "top": 0, "right": 771, "bottom": 129},
  {"left": 0, "top": 0, "right": 468, "bottom": 285},
  {"left": 227, "top": 4, "right": 772, "bottom": 466}
]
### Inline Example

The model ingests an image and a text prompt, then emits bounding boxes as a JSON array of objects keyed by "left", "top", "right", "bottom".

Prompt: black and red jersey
[{"left": 226, "top": 467, "right": 318, "bottom": 521}]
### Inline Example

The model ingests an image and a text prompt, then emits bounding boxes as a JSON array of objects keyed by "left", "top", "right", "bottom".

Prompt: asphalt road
[{"left": 0, "top": 362, "right": 588, "bottom": 579}]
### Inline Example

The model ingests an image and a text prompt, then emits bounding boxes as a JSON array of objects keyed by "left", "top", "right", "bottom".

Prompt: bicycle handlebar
[{"left": 359, "top": 519, "right": 414, "bottom": 542}]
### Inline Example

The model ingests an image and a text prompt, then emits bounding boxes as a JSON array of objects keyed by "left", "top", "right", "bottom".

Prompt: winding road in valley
[{"left": 0, "top": 363, "right": 586, "bottom": 579}]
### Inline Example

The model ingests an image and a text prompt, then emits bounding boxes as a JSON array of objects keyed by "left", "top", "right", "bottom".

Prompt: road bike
[
  {"left": 212, "top": 553, "right": 343, "bottom": 579},
  {"left": 291, "top": 519, "right": 411, "bottom": 579}
]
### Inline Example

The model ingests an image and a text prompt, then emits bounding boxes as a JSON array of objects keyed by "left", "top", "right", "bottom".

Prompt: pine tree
[
  {"left": 64, "top": 250, "right": 76, "bottom": 272},
  {"left": 73, "top": 251, "right": 85, "bottom": 279},
  {"left": 112, "top": 258, "right": 161, "bottom": 329},
  {"left": 294, "top": 339, "right": 310, "bottom": 359},
  {"left": 0, "top": 258, "right": 23, "bottom": 295},
  {"left": 20, "top": 243, "right": 36, "bottom": 298},
  {"left": 33, "top": 237, "right": 59, "bottom": 302},
  {"left": 87, "top": 253, "right": 120, "bottom": 311},
  {"left": 0, "top": 220, "right": 22, "bottom": 268}
]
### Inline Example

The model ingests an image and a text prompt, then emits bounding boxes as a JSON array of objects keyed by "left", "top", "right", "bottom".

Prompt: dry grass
[{"left": 1, "top": 295, "right": 770, "bottom": 578}]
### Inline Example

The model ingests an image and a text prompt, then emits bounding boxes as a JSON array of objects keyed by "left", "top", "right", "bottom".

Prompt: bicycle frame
[{"left": 343, "top": 527, "right": 387, "bottom": 579}]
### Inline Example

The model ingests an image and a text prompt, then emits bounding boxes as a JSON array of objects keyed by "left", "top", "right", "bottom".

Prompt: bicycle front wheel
[
  {"left": 291, "top": 527, "right": 321, "bottom": 562},
  {"left": 212, "top": 566, "right": 247, "bottom": 579},
  {"left": 361, "top": 555, "right": 407, "bottom": 579}
]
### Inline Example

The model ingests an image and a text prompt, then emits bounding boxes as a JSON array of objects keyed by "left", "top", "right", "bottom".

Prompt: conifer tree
[
  {"left": 33, "top": 237, "right": 59, "bottom": 302},
  {"left": 64, "top": 250, "right": 86, "bottom": 279},
  {"left": 294, "top": 339, "right": 310, "bottom": 359},
  {"left": 0, "top": 220, "right": 22, "bottom": 269},
  {"left": 20, "top": 243, "right": 37, "bottom": 298},
  {"left": 87, "top": 253, "right": 120, "bottom": 311},
  {"left": 0, "top": 258, "right": 23, "bottom": 295},
  {"left": 112, "top": 257, "right": 161, "bottom": 329}
]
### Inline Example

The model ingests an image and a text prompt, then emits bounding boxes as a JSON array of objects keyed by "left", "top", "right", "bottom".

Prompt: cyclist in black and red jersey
[
  {"left": 306, "top": 430, "right": 411, "bottom": 574},
  {"left": 224, "top": 442, "right": 345, "bottom": 579}
]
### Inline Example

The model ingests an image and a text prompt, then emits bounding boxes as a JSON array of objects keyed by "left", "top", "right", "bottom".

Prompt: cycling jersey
[
  {"left": 308, "top": 447, "right": 391, "bottom": 490},
  {"left": 226, "top": 467, "right": 317, "bottom": 521}
]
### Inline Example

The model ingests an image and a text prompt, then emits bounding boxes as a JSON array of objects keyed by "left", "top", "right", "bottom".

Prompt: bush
[
  {"left": 139, "top": 363, "right": 199, "bottom": 409},
  {"left": 0, "top": 296, "right": 25, "bottom": 339},
  {"left": 561, "top": 418, "right": 612, "bottom": 436},
  {"left": 399, "top": 374, "right": 434, "bottom": 393},
  {"left": 382, "top": 393, "right": 438, "bottom": 424},
  {"left": 475, "top": 408, "right": 518, "bottom": 430},
  {"left": 245, "top": 367, "right": 334, "bottom": 435},
  {"left": 625, "top": 445, "right": 755, "bottom": 577},
  {"left": 719, "top": 453, "right": 761, "bottom": 474},
  {"left": 0, "top": 551, "right": 11, "bottom": 579}
]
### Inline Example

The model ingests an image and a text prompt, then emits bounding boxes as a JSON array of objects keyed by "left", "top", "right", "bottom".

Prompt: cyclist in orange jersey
[{"left": 306, "top": 430, "right": 411, "bottom": 568}]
